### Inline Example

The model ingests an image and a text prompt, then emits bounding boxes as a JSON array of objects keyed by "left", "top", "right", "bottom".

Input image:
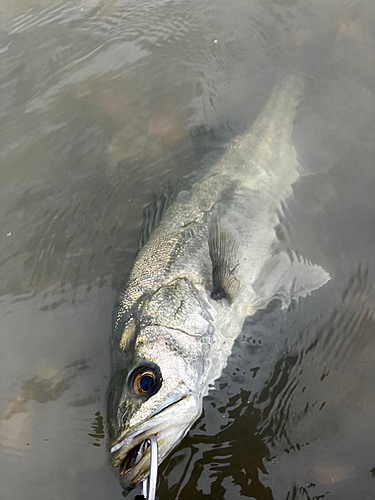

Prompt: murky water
[{"left": 1, "top": 0, "right": 375, "bottom": 498}]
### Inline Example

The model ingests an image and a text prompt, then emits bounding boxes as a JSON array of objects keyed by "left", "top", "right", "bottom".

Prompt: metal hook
[{"left": 139, "top": 435, "right": 158, "bottom": 500}]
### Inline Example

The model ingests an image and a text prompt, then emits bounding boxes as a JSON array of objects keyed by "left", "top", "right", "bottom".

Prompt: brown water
[{"left": 1, "top": 0, "right": 375, "bottom": 499}]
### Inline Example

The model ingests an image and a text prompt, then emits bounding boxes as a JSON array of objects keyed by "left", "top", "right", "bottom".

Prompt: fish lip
[
  {"left": 110, "top": 394, "right": 188, "bottom": 462},
  {"left": 110, "top": 424, "right": 158, "bottom": 468},
  {"left": 109, "top": 393, "right": 199, "bottom": 489},
  {"left": 116, "top": 424, "right": 184, "bottom": 490}
]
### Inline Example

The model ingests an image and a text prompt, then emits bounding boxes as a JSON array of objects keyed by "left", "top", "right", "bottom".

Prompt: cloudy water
[{"left": 1, "top": 0, "right": 375, "bottom": 499}]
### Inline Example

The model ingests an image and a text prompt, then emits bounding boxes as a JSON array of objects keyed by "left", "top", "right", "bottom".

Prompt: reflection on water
[
  {"left": 1, "top": 0, "right": 375, "bottom": 499},
  {"left": 156, "top": 263, "right": 375, "bottom": 499},
  {"left": 3, "top": 359, "right": 88, "bottom": 420},
  {"left": 89, "top": 411, "right": 105, "bottom": 447}
]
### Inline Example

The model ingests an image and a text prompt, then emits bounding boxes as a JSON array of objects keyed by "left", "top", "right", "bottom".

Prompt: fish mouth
[
  {"left": 110, "top": 394, "right": 199, "bottom": 489},
  {"left": 119, "top": 437, "right": 151, "bottom": 476}
]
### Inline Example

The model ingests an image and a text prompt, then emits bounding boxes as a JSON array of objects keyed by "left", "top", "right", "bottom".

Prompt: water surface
[{"left": 1, "top": 0, "right": 375, "bottom": 499}]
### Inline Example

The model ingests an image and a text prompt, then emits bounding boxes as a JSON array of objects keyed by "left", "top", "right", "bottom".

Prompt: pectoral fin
[
  {"left": 208, "top": 221, "right": 242, "bottom": 303},
  {"left": 252, "top": 251, "right": 330, "bottom": 309}
]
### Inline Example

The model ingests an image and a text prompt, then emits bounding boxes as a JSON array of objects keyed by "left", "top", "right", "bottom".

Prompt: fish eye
[{"left": 131, "top": 366, "right": 160, "bottom": 396}]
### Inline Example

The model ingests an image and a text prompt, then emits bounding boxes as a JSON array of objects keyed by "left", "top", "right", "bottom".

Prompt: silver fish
[{"left": 106, "top": 75, "right": 330, "bottom": 490}]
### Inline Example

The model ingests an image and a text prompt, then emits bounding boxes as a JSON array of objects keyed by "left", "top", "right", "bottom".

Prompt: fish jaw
[{"left": 109, "top": 393, "right": 200, "bottom": 490}]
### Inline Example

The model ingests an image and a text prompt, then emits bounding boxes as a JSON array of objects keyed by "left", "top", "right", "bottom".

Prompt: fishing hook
[{"left": 135, "top": 435, "right": 158, "bottom": 500}]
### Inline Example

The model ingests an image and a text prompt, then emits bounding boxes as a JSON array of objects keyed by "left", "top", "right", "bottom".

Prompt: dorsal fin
[{"left": 138, "top": 183, "right": 176, "bottom": 249}]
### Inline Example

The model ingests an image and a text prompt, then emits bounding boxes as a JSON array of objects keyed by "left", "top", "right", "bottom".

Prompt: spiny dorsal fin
[
  {"left": 208, "top": 220, "right": 242, "bottom": 303},
  {"left": 139, "top": 183, "right": 176, "bottom": 249}
]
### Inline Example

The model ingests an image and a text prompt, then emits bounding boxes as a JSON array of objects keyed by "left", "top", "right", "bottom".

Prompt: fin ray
[
  {"left": 208, "top": 220, "right": 242, "bottom": 303},
  {"left": 252, "top": 250, "right": 330, "bottom": 309},
  {"left": 139, "top": 183, "right": 176, "bottom": 248}
]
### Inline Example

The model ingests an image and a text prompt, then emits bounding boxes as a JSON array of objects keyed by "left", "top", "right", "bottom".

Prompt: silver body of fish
[{"left": 106, "top": 75, "right": 330, "bottom": 489}]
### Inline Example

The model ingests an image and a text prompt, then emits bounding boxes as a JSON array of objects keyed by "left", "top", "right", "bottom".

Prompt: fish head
[{"left": 107, "top": 313, "right": 211, "bottom": 489}]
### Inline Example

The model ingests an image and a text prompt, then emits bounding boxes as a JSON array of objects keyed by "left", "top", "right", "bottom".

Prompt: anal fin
[{"left": 252, "top": 250, "right": 330, "bottom": 309}]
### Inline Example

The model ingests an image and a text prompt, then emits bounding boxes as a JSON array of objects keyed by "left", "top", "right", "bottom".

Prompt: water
[{"left": 1, "top": 0, "right": 375, "bottom": 498}]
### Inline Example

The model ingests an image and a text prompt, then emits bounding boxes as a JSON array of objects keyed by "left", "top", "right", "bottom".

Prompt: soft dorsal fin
[
  {"left": 208, "top": 220, "right": 242, "bottom": 303},
  {"left": 139, "top": 183, "right": 176, "bottom": 249},
  {"left": 252, "top": 251, "right": 330, "bottom": 309}
]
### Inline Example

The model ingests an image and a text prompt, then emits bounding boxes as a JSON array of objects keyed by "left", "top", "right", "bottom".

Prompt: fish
[{"left": 106, "top": 75, "right": 330, "bottom": 490}]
